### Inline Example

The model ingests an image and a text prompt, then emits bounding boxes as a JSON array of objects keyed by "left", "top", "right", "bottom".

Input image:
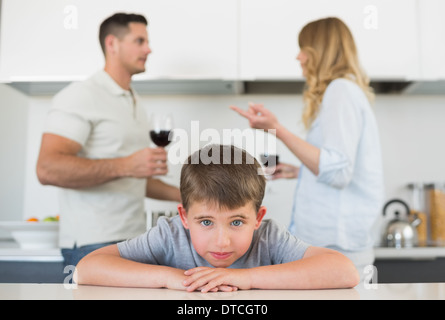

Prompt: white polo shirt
[{"left": 44, "top": 70, "right": 150, "bottom": 247}]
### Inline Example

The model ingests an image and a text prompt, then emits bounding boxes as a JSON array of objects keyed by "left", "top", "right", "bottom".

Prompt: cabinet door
[
  {"left": 0, "top": 0, "right": 104, "bottom": 81},
  {"left": 137, "top": 0, "right": 238, "bottom": 80},
  {"left": 0, "top": 0, "right": 238, "bottom": 81},
  {"left": 418, "top": 0, "right": 445, "bottom": 80},
  {"left": 240, "top": 0, "right": 420, "bottom": 80}
]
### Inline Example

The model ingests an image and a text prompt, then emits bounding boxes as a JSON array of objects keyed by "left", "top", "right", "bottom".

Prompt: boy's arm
[
  {"left": 74, "top": 244, "right": 186, "bottom": 290},
  {"left": 184, "top": 247, "right": 360, "bottom": 292},
  {"left": 249, "top": 246, "right": 360, "bottom": 290}
]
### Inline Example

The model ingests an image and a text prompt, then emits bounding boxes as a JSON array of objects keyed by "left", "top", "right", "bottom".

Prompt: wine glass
[
  {"left": 149, "top": 113, "right": 173, "bottom": 147},
  {"left": 259, "top": 153, "right": 279, "bottom": 181},
  {"left": 259, "top": 153, "right": 279, "bottom": 168}
]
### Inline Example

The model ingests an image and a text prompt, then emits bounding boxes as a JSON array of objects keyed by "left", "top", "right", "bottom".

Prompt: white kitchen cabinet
[
  {"left": 418, "top": 0, "right": 445, "bottom": 80},
  {"left": 239, "top": 0, "right": 421, "bottom": 81},
  {"left": 135, "top": 0, "right": 239, "bottom": 80},
  {"left": 0, "top": 0, "right": 238, "bottom": 82},
  {"left": 0, "top": 0, "right": 103, "bottom": 81}
]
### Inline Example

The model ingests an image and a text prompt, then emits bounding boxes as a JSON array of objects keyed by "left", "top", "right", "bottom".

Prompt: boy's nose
[{"left": 215, "top": 227, "right": 231, "bottom": 248}]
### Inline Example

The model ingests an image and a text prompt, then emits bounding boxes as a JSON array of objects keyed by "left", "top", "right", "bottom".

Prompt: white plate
[{"left": 0, "top": 221, "right": 59, "bottom": 249}]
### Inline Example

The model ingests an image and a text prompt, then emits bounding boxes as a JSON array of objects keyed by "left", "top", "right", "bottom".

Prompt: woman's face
[{"left": 297, "top": 50, "right": 308, "bottom": 77}]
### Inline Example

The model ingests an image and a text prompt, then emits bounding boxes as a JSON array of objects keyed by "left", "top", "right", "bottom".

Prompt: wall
[
  {"left": 0, "top": 84, "right": 28, "bottom": 220},
  {"left": 2, "top": 88, "right": 445, "bottom": 237}
]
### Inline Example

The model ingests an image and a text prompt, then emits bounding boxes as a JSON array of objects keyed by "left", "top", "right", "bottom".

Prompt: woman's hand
[
  {"left": 231, "top": 102, "right": 321, "bottom": 176},
  {"left": 267, "top": 163, "right": 300, "bottom": 180},
  {"left": 230, "top": 103, "right": 280, "bottom": 131}
]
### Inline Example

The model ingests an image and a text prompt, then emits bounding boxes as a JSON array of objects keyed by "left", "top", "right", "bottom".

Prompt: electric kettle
[{"left": 382, "top": 199, "right": 421, "bottom": 248}]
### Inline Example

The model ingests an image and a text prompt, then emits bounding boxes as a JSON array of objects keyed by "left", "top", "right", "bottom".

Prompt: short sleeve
[
  {"left": 117, "top": 228, "right": 164, "bottom": 265},
  {"left": 117, "top": 217, "right": 175, "bottom": 266},
  {"left": 267, "top": 220, "right": 310, "bottom": 264},
  {"left": 43, "top": 83, "right": 93, "bottom": 146}
]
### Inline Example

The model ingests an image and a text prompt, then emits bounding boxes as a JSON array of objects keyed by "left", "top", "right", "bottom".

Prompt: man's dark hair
[{"left": 99, "top": 13, "right": 148, "bottom": 55}]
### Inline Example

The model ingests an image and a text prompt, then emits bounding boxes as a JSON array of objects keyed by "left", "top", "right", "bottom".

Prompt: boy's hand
[
  {"left": 164, "top": 267, "right": 236, "bottom": 292},
  {"left": 183, "top": 267, "right": 251, "bottom": 293}
]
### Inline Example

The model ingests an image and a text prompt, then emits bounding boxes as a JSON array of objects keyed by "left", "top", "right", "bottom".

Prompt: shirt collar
[{"left": 94, "top": 69, "right": 133, "bottom": 96}]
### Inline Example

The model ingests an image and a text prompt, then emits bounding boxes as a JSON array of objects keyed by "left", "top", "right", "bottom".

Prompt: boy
[{"left": 75, "top": 144, "right": 359, "bottom": 291}]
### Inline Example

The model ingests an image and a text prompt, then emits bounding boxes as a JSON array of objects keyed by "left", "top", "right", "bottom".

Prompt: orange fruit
[{"left": 26, "top": 217, "right": 39, "bottom": 222}]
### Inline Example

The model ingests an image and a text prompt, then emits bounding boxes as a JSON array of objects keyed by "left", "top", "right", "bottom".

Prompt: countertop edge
[
  {"left": 374, "top": 247, "right": 445, "bottom": 260},
  {"left": 2, "top": 240, "right": 445, "bottom": 262}
]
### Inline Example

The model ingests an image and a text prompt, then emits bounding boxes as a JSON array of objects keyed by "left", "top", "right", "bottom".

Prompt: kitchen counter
[
  {"left": 2, "top": 239, "right": 445, "bottom": 284},
  {"left": 2, "top": 238, "right": 445, "bottom": 262},
  {"left": 1, "top": 282, "right": 444, "bottom": 300},
  {"left": 374, "top": 246, "right": 445, "bottom": 260},
  {"left": 0, "top": 240, "right": 62, "bottom": 262}
]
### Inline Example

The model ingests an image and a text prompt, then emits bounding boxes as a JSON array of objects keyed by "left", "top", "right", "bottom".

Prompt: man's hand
[
  {"left": 125, "top": 147, "right": 168, "bottom": 178},
  {"left": 37, "top": 134, "right": 169, "bottom": 188},
  {"left": 183, "top": 267, "right": 251, "bottom": 293}
]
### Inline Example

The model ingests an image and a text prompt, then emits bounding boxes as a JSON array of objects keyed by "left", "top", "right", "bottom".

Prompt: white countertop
[
  {"left": 374, "top": 246, "right": 445, "bottom": 260},
  {"left": 1, "top": 282, "right": 444, "bottom": 300},
  {"left": 0, "top": 240, "right": 62, "bottom": 262}
]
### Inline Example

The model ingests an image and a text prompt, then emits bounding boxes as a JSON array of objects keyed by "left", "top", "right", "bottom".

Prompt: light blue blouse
[{"left": 289, "top": 78, "right": 384, "bottom": 252}]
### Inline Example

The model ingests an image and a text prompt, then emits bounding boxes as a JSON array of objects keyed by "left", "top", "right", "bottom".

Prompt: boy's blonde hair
[
  {"left": 180, "top": 144, "right": 266, "bottom": 212},
  {"left": 299, "top": 17, "right": 374, "bottom": 129}
]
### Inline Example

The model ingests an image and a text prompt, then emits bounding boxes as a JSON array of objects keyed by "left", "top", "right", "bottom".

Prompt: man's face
[
  {"left": 113, "top": 22, "right": 151, "bottom": 75},
  {"left": 178, "top": 202, "right": 266, "bottom": 268}
]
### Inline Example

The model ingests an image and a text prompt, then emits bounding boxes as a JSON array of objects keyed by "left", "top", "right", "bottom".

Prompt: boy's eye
[
  {"left": 200, "top": 220, "right": 213, "bottom": 227},
  {"left": 231, "top": 220, "right": 243, "bottom": 227}
]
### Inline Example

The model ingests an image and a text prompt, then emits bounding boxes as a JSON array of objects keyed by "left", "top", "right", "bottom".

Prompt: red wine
[{"left": 150, "top": 130, "right": 171, "bottom": 147}]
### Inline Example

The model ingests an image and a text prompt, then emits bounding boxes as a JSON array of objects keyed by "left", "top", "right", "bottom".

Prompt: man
[{"left": 36, "top": 13, "right": 181, "bottom": 266}]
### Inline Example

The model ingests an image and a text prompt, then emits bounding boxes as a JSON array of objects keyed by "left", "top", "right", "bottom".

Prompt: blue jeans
[{"left": 61, "top": 241, "right": 121, "bottom": 267}]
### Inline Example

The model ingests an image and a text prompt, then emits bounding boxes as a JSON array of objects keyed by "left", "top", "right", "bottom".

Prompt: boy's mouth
[{"left": 210, "top": 252, "right": 233, "bottom": 260}]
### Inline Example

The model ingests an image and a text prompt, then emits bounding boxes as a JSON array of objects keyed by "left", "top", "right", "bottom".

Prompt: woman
[{"left": 231, "top": 17, "right": 384, "bottom": 279}]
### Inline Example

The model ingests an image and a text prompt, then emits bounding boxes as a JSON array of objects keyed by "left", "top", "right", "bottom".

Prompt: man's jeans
[{"left": 61, "top": 241, "right": 121, "bottom": 267}]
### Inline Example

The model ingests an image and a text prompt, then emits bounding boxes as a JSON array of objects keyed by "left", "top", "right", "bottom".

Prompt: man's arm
[
  {"left": 146, "top": 178, "right": 181, "bottom": 202},
  {"left": 36, "top": 133, "right": 168, "bottom": 189}
]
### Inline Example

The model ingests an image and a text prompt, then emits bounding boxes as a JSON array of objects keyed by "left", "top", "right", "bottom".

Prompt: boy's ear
[
  {"left": 254, "top": 206, "right": 267, "bottom": 229},
  {"left": 177, "top": 204, "right": 189, "bottom": 229}
]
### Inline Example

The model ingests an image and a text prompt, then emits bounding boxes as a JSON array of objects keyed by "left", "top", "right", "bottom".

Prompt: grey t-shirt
[{"left": 117, "top": 216, "right": 309, "bottom": 270}]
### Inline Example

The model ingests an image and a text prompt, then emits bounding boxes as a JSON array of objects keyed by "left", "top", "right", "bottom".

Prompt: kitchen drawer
[
  {"left": 374, "top": 258, "right": 445, "bottom": 283},
  {"left": 0, "top": 261, "right": 66, "bottom": 283}
]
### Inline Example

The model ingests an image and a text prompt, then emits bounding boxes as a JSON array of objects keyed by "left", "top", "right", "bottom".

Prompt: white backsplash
[{"left": 2, "top": 85, "right": 445, "bottom": 243}]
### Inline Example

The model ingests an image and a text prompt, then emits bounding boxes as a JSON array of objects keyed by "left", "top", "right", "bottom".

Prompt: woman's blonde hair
[{"left": 299, "top": 17, "right": 374, "bottom": 129}]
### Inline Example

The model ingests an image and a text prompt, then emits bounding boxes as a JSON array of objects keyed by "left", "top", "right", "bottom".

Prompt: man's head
[
  {"left": 99, "top": 13, "right": 151, "bottom": 75},
  {"left": 178, "top": 145, "right": 267, "bottom": 267}
]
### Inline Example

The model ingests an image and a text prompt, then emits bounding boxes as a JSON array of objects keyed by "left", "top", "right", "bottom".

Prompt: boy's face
[{"left": 178, "top": 202, "right": 266, "bottom": 268}]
